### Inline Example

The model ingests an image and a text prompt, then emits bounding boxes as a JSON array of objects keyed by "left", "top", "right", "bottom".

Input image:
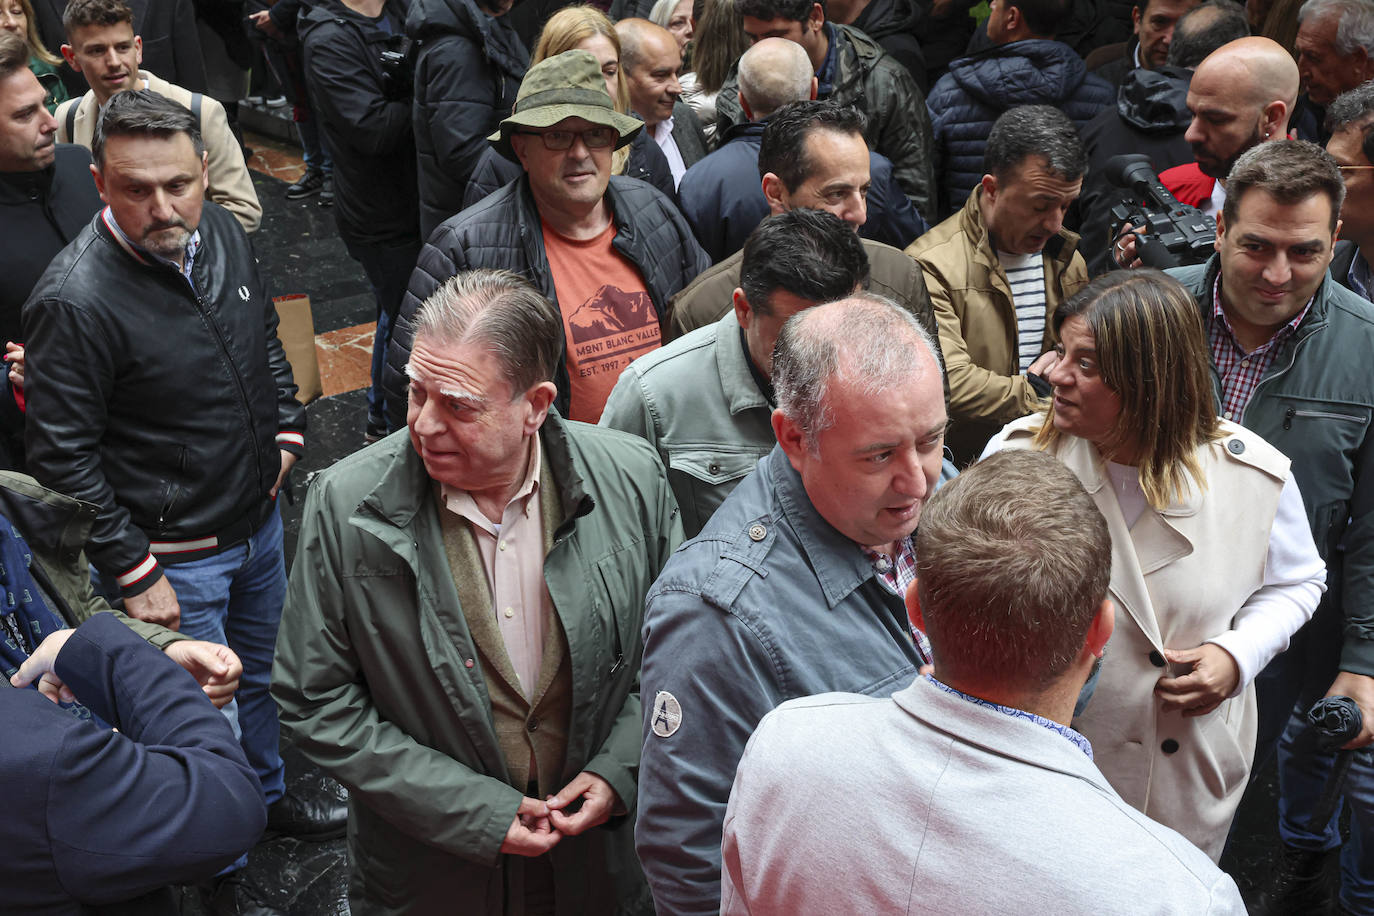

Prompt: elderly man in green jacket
[{"left": 272, "top": 269, "right": 682, "bottom": 915}]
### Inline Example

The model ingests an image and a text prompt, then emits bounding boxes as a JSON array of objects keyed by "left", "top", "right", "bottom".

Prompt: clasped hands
[{"left": 499, "top": 771, "right": 619, "bottom": 857}]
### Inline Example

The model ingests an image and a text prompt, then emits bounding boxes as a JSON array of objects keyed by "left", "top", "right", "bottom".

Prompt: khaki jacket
[
  {"left": 56, "top": 71, "right": 262, "bottom": 233},
  {"left": 997, "top": 416, "right": 1291, "bottom": 860},
  {"left": 907, "top": 189, "right": 1087, "bottom": 464}
]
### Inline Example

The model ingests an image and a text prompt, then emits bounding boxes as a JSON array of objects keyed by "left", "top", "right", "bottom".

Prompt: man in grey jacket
[
  {"left": 637, "top": 295, "right": 943, "bottom": 915},
  {"left": 720, "top": 450, "right": 1246, "bottom": 915}
]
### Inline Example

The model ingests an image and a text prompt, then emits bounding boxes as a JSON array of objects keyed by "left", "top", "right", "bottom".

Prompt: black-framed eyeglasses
[{"left": 515, "top": 126, "right": 617, "bottom": 150}]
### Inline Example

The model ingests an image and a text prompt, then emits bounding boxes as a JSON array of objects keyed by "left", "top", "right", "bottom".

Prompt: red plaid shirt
[
  {"left": 1207, "top": 275, "right": 1311, "bottom": 421},
  {"left": 862, "top": 536, "right": 932, "bottom": 664}
]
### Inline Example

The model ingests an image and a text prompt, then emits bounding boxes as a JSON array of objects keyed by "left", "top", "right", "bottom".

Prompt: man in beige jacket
[
  {"left": 54, "top": 0, "right": 262, "bottom": 233},
  {"left": 907, "top": 104, "right": 1088, "bottom": 465}
]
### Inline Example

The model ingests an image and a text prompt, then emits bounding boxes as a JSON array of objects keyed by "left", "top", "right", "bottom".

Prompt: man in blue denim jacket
[{"left": 636, "top": 294, "right": 946, "bottom": 915}]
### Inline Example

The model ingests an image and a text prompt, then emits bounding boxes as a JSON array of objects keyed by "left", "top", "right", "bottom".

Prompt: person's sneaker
[
  {"left": 1250, "top": 844, "right": 1336, "bottom": 915},
  {"left": 285, "top": 167, "right": 324, "bottom": 200},
  {"left": 318, "top": 174, "right": 334, "bottom": 207},
  {"left": 265, "top": 95, "right": 287, "bottom": 108}
]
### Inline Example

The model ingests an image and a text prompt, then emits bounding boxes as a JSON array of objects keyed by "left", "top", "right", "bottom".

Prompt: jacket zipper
[{"left": 191, "top": 287, "right": 265, "bottom": 484}]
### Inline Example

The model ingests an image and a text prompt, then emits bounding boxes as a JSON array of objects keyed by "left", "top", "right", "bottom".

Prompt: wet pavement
[{"left": 201, "top": 130, "right": 1341, "bottom": 915}]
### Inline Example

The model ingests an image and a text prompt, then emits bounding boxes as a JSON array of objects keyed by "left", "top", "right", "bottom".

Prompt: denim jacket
[{"left": 636, "top": 445, "right": 925, "bottom": 915}]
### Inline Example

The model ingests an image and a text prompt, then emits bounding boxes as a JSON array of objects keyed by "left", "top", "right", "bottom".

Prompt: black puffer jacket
[
  {"left": 407, "top": 0, "right": 528, "bottom": 238},
  {"left": 300, "top": 0, "right": 419, "bottom": 246},
  {"left": 715, "top": 24, "right": 937, "bottom": 222},
  {"left": 385, "top": 176, "right": 711, "bottom": 428},
  {"left": 926, "top": 38, "right": 1113, "bottom": 217},
  {"left": 1076, "top": 65, "right": 1194, "bottom": 275},
  {"left": 462, "top": 130, "right": 678, "bottom": 210},
  {"left": 22, "top": 203, "right": 305, "bottom": 596}
]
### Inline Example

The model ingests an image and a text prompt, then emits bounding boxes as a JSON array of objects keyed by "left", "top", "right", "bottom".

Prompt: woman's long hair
[
  {"left": 1032, "top": 269, "right": 1222, "bottom": 510},
  {"left": 688, "top": 0, "right": 748, "bottom": 94},
  {"left": 17, "top": 0, "right": 59, "bottom": 66}
]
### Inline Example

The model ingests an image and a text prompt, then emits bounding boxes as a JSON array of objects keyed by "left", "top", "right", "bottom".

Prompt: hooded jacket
[
  {"left": 406, "top": 0, "right": 528, "bottom": 237},
  {"left": 927, "top": 38, "right": 1113, "bottom": 217},
  {"left": 714, "top": 24, "right": 937, "bottom": 222},
  {"left": 1076, "top": 65, "right": 1195, "bottom": 274},
  {"left": 299, "top": 0, "right": 420, "bottom": 246},
  {"left": 850, "top": 0, "right": 928, "bottom": 90}
]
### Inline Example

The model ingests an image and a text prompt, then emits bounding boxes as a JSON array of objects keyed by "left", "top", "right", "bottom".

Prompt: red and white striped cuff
[
  {"left": 276, "top": 431, "right": 305, "bottom": 449},
  {"left": 116, "top": 553, "right": 159, "bottom": 589}
]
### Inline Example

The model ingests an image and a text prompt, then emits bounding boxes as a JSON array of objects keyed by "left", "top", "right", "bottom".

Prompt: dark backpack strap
[
  {"left": 65, "top": 101, "right": 76, "bottom": 142},
  {"left": 190, "top": 92, "right": 203, "bottom": 127}
]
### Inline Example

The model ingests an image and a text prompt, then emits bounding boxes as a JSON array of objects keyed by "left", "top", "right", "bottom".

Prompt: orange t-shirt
[{"left": 542, "top": 219, "right": 661, "bottom": 423}]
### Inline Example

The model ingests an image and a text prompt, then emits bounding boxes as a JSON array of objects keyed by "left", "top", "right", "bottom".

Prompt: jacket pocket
[{"left": 666, "top": 447, "right": 767, "bottom": 534}]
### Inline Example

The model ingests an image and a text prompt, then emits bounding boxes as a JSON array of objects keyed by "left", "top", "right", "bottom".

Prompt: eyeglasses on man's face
[{"left": 516, "top": 126, "right": 617, "bottom": 151}]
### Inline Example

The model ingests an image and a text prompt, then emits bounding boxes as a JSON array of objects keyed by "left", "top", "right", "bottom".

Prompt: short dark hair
[
  {"left": 1005, "top": 0, "right": 1071, "bottom": 36},
  {"left": 1326, "top": 80, "right": 1374, "bottom": 164},
  {"left": 758, "top": 99, "right": 867, "bottom": 188},
  {"left": 0, "top": 30, "right": 28, "bottom": 80},
  {"left": 63, "top": 0, "right": 134, "bottom": 37},
  {"left": 916, "top": 449, "right": 1112, "bottom": 692},
  {"left": 1167, "top": 0, "right": 1250, "bottom": 68},
  {"left": 1223, "top": 139, "right": 1345, "bottom": 231},
  {"left": 737, "top": 0, "right": 820, "bottom": 22},
  {"left": 983, "top": 105, "right": 1086, "bottom": 182},
  {"left": 739, "top": 210, "right": 870, "bottom": 315},
  {"left": 92, "top": 89, "right": 205, "bottom": 167}
]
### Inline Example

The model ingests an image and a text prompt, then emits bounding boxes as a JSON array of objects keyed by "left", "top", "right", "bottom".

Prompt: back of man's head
[
  {"left": 413, "top": 269, "right": 562, "bottom": 395},
  {"left": 1222, "top": 138, "right": 1345, "bottom": 230},
  {"left": 757, "top": 99, "right": 866, "bottom": 186},
  {"left": 92, "top": 88, "right": 204, "bottom": 167},
  {"left": 1167, "top": 0, "right": 1250, "bottom": 68},
  {"left": 63, "top": 0, "right": 133, "bottom": 37},
  {"left": 740, "top": 209, "right": 869, "bottom": 313},
  {"left": 0, "top": 30, "right": 28, "bottom": 81},
  {"left": 737, "top": 0, "right": 818, "bottom": 25},
  {"left": 915, "top": 449, "right": 1111, "bottom": 694},
  {"left": 738, "top": 37, "right": 813, "bottom": 120},
  {"left": 1003, "top": 0, "right": 1071, "bottom": 38},
  {"left": 1194, "top": 36, "right": 1300, "bottom": 115},
  {"left": 983, "top": 105, "right": 1086, "bottom": 184}
]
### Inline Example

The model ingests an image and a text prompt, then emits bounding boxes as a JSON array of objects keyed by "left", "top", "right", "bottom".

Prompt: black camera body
[
  {"left": 379, "top": 35, "right": 416, "bottom": 102},
  {"left": 1106, "top": 154, "right": 1216, "bottom": 269}
]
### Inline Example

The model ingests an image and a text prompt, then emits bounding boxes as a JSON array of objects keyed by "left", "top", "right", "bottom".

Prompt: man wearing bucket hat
[{"left": 383, "top": 49, "right": 710, "bottom": 429}]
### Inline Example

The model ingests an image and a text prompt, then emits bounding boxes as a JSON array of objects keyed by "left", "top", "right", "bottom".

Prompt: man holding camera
[{"left": 300, "top": 0, "right": 421, "bottom": 441}]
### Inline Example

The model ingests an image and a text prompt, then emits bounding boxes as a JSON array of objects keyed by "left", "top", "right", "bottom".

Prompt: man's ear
[
  {"left": 1334, "top": 216, "right": 1344, "bottom": 247},
  {"left": 200, "top": 149, "right": 209, "bottom": 192},
  {"left": 523, "top": 380, "right": 559, "bottom": 433},
  {"left": 808, "top": 1, "right": 825, "bottom": 30},
  {"left": 61, "top": 43, "right": 78, "bottom": 69},
  {"left": 1260, "top": 99, "right": 1288, "bottom": 139},
  {"left": 905, "top": 579, "right": 925, "bottom": 633},
  {"left": 771, "top": 407, "right": 808, "bottom": 472},
  {"left": 739, "top": 91, "right": 753, "bottom": 121},
  {"left": 761, "top": 172, "right": 788, "bottom": 214},
  {"left": 90, "top": 163, "right": 109, "bottom": 204},
  {"left": 809, "top": 76, "right": 818, "bottom": 100},
  {"left": 979, "top": 172, "right": 998, "bottom": 205},
  {"left": 1083, "top": 598, "right": 1115, "bottom": 660},
  {"left": 134, "top": 33, "right": 142, "bottom": 66},
  {"left": 1213, "top": 210, "right": 1226, "bottom": 252},
  {"left": 732, "top": 287, "right": 752, "bottom": 330}
]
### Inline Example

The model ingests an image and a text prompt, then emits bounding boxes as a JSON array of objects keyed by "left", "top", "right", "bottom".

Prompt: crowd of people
[{"left": 2, "top": 0, "right": 1374, "bottom": 913}]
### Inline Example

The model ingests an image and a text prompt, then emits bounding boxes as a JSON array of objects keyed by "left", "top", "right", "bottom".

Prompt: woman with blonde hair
[
  {"left": 986, "top": 269, "right": 1326, "bottom": 861},
  {"left": 0, "top": 0, "right": 66, "bottom": 110},
  {"left": 463, "top": 4, "right": 675, "bottom": 207}
]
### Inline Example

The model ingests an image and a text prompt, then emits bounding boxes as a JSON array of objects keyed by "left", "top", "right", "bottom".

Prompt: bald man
[
  {"left": 616, "top": 18, "right": 708, "bottom": 186},
  {"left": 676, "top": 42, "right": 925, "bottom": 261},
  {"left": 1164, "top": 37, "right": 1300, "bottom": 213}
]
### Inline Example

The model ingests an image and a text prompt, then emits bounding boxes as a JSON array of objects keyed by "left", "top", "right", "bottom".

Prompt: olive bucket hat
[{"left": 488, "top": 49, "right": 643, "bottom": 158}]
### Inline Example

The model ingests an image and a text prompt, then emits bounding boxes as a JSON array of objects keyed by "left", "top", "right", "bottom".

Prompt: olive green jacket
[{"left": 271, "top": 411, "right": 682, "bottom": 915}]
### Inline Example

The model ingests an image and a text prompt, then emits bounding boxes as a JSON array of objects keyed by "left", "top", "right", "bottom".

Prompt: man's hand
[
  {"left": 10, "top": 628, "right": 77, "bottom": 703},
  {"left": 1027, "top": 349, "right": 1059, "bottom": 377},
  {"left": 545, "top": 771, "right": 619, "bottom": 837},
  {"left": 1113, "top": 224, "right": 1144, "bottom": 269},
  {"left": 5, "top": 341, "right": 24, "bottom": 389},
  {"left": 500, "top": 796, "right": 561, "bottom": 856},
  {"left": 1155, "top": 644, "right": 1241, "bottom": 717},
  {"left": 124, "top": 576, "right": 181, "bottom": 631},
  {"left": 248, "top": 9, "right": 283, "bottom": 38},
  {"left": 163, "top": 640, "right": 242, "bottom": 708},
  {"left": 1325, "top": 671, "right": 1374, "bottom": 749},
  {"left": 271, "top": 449, "right": 298, "bottom": 501}
]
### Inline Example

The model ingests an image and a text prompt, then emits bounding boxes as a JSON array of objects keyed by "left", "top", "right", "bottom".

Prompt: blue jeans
[
  {"left": 162, "top": 508, "right": 287, "bottom": 809},
  {"left": 343, "top": 237, "right": 422, "bottom": 434}
]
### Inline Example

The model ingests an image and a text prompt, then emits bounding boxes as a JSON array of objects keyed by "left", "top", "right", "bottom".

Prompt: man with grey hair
[
  {"left": 1327, "top": 82, "right": 1374, "bottom": 298},
  {"left": 907, "top": 104, "right": 1088, "bottom": 465},
  {"left": 274, "top": 267, "right": 682, "bottom": 913},
  {"left": 637, "top": 294, "right": 946, "bottom": 915},
  {"left": 719, "top": 449, "right": 1248, "bottom": 915},
  {"left": 1294, "top": 0, "right": 1374, "bottom": 144}
]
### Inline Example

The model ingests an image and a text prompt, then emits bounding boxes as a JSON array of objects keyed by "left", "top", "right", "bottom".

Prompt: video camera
[{"left": 1106, "top": 154, "right": 1216, "bottom": 269}]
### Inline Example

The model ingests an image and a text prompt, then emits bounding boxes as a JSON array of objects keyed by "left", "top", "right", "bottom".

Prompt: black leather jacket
[{"left": 22, "top": 202, "right": 306, "bottom": 595}]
